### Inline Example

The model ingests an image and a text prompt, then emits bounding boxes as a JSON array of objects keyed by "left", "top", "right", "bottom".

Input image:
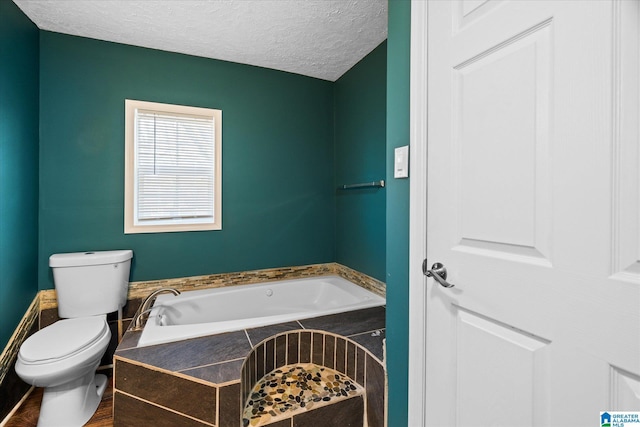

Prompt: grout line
[
  {"left": 115, "top": 390, "right": 216, "bottom": 426},
  {"left": 215, "top": 386, "right": 220, "bottom": 427},
  {"left": 347, "top": 328, "right": 386, "bottom": 338},
  {"left": 176, "top": 357, "right": 245, "bottom": 373},
  {"left": 244, "top": 329, "right": 254, "bottom": 348}
]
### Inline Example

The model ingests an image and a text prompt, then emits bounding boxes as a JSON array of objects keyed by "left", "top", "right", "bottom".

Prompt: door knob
[{"left": 422, "top": 260, "right": 455, "bottom": 288}]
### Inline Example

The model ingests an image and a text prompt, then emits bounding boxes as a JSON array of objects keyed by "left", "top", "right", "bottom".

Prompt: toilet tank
[{"left": 49, "top": 250, "right": 133, "bottom": 319}]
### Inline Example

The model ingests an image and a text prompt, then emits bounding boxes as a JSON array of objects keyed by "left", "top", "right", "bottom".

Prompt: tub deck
[{"left": 113, "top": 306, "right": 386, "bottom": 427}]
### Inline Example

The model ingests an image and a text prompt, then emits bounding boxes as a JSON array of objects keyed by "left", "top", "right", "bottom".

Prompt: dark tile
[
  {"left": 114, "top": 359, "right": 216, "bottom": 423},
  {"left": 0, "top": 316, "right": 40, "bottom": 420},
  {"left": 39, "top": 308, "right": 58, "bottom": 329},
  {"left": 123, "top": 297, "right": 143, "bottom": 319},
  {"left": 355, "top": 347, "right": 365, "bottom": 386},
  {"left": 365, "top": 354, "right": 385, "bottom": 427},
  {"left": 324, "top": 334, "right": 335, "bottom": 370},
  {"left": 293, "top": 395, "right": 364, "bottom": 427},
  {"left": 181, "top": 359, "right": 244, "bottom": 384},
  {"left": 287, "top": 332, "right": 299, "bottom": 364},
  {"left": 115, "top": 330, "right": 251, "bottom": 371},
  {"left": 248, "top": 350, "right": 256, "bottom": 398},
  {"left": 218, "top": 382, "right": 241, "bottom": 427},
  {"left": 242, "top": 351, "right": 256, "bottom": 400},
  {"left": 265, "top": 339, "right": 275, "bottom": 374},
  {"left": 0, "top": 360, "right": 31, "bottom": 421},
  {"left": 299, "top": 331, "right": 311, "bottom": 363},
  {"left": 246, "top": 322, "right": 300, "bottom": 346},
  {"left": 101, "top": 321, "right": 119, "bottom": 367},
  {"left": 275, "top": 334, "right": 287, "bottom": 368},
  {"left": 114, "top": 391, "right": 210, "bottom": 427},
  {"left": 242, "top": 361, "right": 249, "bottom": 403},
  {"left": 350, "top": 329, "right": 385, "bottom": 361},
  {"left": 121, "top": 319, "right": 131, "bottom": 337},
  {"left": 312, "top": 332, "right": 324, "bottom": 365},
  {"left": 256, "top": 343, "right": 265, "bottom": 380},
  {"left": 116, "top": 329, "right": 142, "bottom": 351},
  {"left": 335, "top": 337, "right": 346, "bottom": 374},
  {"left": 346, "top": 342, "right": 356, "bottom": 380},
  {"left": 298, "top": 306, "right": 385, "bottom": 337}
]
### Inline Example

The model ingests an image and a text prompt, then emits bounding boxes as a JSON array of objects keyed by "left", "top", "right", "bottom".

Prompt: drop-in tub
[{"left": 137, "top": 275, "right": 385, "bottom": 347}]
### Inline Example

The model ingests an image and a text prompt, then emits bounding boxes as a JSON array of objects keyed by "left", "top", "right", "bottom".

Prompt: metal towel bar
[{"left": 340, "top": 180, "right": 385, "bottom": 190}]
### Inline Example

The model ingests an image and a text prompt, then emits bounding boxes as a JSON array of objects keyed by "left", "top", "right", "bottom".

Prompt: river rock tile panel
[{"left": 242, "top": 364, "right": 363, "bottom": 427}]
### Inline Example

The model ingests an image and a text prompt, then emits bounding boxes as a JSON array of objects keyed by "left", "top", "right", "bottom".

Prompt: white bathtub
[{"left": 137, "top": 275, "right": 385, "bottom": 347}]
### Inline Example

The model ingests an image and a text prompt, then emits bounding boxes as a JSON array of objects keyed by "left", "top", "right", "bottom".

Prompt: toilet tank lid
[{"left": 49, "top": 250, "right": 133, "bottom": 267}]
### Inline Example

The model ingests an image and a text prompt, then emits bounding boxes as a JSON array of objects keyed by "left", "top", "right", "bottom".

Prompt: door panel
[
  {"left": 453, "top": 20, "right": 551, "bottom": 264},
  {"left": 612, "top": 0, "right": 640, "bottom": 280},
  {"left": 422, "top": 1, "right": 640, "bottom": 426},
  {"left": 456, "top": 308, "right": 550, "bottom": 427}
]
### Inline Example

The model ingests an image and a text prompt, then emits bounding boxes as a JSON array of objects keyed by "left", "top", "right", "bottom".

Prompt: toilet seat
[{"left": 19, "top": 316, "right": 109, "bottom": 365}]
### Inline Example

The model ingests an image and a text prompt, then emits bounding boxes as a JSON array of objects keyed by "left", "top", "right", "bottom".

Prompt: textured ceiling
[{"left": 13, "top": 0, "right": 388, "bottom": 81}]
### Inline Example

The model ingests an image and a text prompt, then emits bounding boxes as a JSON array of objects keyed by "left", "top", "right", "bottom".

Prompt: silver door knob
[{"left": 422, "top": 260, "right": 455, "bottom": 288}]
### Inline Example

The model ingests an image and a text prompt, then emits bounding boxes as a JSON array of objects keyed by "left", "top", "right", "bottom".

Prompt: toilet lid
[{"left": 20, "top": 316, "right": 109, "bottom": 363}]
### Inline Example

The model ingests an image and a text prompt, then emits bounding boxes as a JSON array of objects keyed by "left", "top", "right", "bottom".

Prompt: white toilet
[{"left": 15, "top": 250, "right": 133, "bottom": 427}]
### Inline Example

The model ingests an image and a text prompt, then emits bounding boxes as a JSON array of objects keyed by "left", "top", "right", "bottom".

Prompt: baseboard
[
  {"left": 0, "top": 294, "right": 39, "bottom": 422},
  {"left": 0, "top": 294, "right": 39, "bottom": 385},
  {"left": 0, "top": 386, "right": 34, "bottom": 427}
]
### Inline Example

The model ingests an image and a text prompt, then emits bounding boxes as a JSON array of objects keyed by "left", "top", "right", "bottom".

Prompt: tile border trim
[{"left": 38, "top": 262, "right": 385, "bottom": 311}]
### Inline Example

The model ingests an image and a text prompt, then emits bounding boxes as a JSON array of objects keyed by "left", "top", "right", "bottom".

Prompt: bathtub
[{"left": 137, "top": 275, "right": 385, "bottom": 347}]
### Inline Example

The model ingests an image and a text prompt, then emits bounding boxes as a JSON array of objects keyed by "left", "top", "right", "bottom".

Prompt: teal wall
[
  {"left": 0, "top": 0, "right": 40, "bottom": 348},
  {"left": 3, "top": 7, "right": 392, "bottom": 406},
  {"left": 385, "top": 1, "right": 411, "bottom": 426},
  {"left": 334, "top": 41, "right": 387, "bottom": 282},
  {"left": 38, "top": 32, "right": 336, "bottom": 289}
]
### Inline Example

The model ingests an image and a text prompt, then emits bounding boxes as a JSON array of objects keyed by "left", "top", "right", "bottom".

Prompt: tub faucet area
[{"left": 132, "top": 288, "right": 181, "bottom": 330}]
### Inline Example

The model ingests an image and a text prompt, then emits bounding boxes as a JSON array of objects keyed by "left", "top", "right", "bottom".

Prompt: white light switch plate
[{"left": 394, "top": 145, "right": 409, "bottom": 178}]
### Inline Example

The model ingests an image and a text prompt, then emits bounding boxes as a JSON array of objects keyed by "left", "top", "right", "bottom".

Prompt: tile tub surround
[
  {"left": 1, "top": 263, "right": 384, "bottom": 424},
  {"left": 36, "top": 262, "right": 385, "bottom": 366},
  {"left": 114, "top": 307, "right": 386, "bottom": 427}
]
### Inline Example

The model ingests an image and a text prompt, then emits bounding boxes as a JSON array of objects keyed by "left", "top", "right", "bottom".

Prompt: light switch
[{"left": 394, "top": 145, "right": 409, "bottom": 178}]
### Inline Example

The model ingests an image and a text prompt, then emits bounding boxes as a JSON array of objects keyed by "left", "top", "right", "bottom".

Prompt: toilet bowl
[
  {"left": 15, "top": 249, "right": 133, "bottom": 427},
  {"left": 16, "top": 315, "right": 111, "bottom": 427}
]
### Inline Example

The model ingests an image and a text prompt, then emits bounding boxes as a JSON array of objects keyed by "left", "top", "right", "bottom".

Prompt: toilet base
[{"left": 37, "top": 370, "right": 107, "bottom": 427}]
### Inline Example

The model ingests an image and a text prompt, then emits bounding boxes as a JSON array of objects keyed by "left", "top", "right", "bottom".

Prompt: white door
[{"left": 408, "top": 1, "right": 640, "bottom": 426}]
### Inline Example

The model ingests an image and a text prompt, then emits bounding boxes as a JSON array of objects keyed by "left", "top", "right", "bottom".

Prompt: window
[{"left": 125, "top": 99, "right": 222, "bottom": 233}]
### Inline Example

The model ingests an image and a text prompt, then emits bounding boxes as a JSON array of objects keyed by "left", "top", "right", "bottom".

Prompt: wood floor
[{"left": 4, "top": 374, "right": 113, "bottom": 427}]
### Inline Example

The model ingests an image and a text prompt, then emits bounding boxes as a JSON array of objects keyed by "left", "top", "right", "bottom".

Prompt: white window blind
[
  {"left": 125, "top": 99, "right": 222, "bottom": 233},
  {"left": 135, "top": 109, "right": 215, "bottom": 225}
]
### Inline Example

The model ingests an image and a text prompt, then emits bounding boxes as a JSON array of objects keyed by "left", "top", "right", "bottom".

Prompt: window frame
[{"left": 124, "top": 99, "right": 222, "bottom": 234}]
